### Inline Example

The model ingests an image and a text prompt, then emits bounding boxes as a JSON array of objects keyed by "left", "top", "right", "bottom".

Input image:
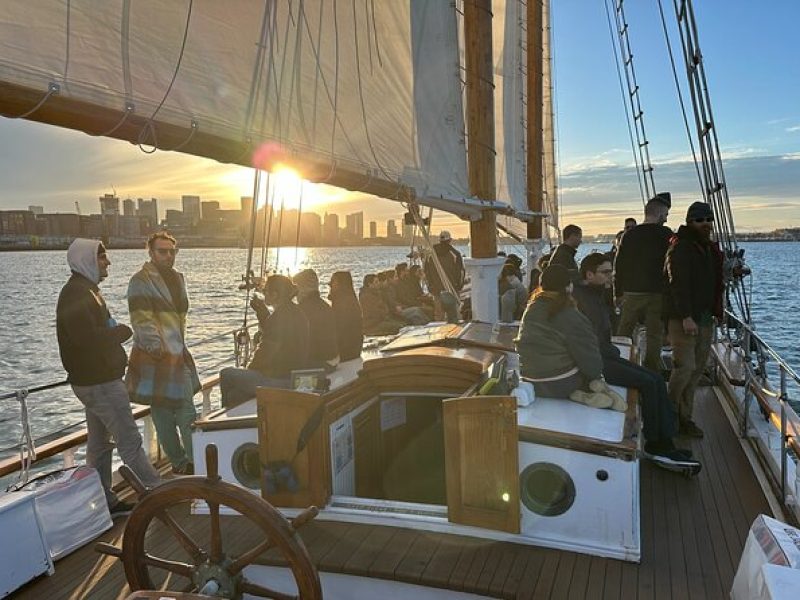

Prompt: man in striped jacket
[{"left": 126, "top": 232, "right": 200, "bottom": 475}]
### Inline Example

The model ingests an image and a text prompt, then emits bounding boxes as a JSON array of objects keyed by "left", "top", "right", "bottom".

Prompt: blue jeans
[
  {"left": 220, "top": 367, "right": 291, "bottom": 408},
  {"left": 151, "top": 398, "right": 197, "bottom": 470},
  {"left": 439, "top": 291, "right": 459, "bottom": 323}
]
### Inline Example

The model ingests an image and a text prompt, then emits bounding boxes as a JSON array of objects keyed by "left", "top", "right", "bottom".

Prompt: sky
[{"left": 1, "top": 0, "right": 798, "bottom": 236}]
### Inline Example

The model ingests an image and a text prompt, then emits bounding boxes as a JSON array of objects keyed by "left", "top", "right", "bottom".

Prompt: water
[{"left": 0, "top": 242, "right": 797, "bottom": 465}]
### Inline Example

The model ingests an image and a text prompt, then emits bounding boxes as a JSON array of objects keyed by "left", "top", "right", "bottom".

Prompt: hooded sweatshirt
[{"left": 56, "top": 239, "right": 131, "bottom": 385}]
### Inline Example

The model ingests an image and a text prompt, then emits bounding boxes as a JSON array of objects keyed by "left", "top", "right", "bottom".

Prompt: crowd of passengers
[{"left": 55, "top": 193, "right": 720, "bottom": 515}]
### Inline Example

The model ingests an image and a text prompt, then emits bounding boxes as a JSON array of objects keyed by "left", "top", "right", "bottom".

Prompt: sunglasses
[
  {"left": 155, "top": 248, "right": 178, "bottom": 256},
  {"left": 692, "top": 217, "right": 714, "bottom": 224}
]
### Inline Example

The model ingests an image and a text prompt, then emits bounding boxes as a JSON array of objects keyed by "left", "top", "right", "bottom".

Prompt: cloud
[{"left": 786, "top": 126, "right": 800, "bottom": 133}]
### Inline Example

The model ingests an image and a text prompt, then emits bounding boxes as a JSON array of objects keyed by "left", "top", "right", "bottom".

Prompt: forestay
[{"left": 0, "top": 0, "right": 529, "bottom": 217}]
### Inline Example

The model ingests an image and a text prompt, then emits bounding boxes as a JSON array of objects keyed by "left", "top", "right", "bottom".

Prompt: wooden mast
[
  {"left": 464, "top": 0, "right": 497, "bottom": 258},
  {"left": 527, "top": 0, "right": 544, "bottom": 239}
]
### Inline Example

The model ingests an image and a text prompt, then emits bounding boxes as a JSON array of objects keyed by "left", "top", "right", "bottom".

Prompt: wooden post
[
  {"left": 464, "top": 0, "right": 497, "bottom": 258},
  {"left": 527, "top": 0, "right": 544, "bottom": 240}
]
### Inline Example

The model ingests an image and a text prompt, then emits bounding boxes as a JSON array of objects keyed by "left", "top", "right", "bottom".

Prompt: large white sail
[{"left": 0, "top": 0, "right": 512, "bottom": 217}]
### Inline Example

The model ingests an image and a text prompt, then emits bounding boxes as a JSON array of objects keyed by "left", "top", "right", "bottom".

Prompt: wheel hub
[{"left": 192, "top": 557, "right": 242, "bottom": 599}]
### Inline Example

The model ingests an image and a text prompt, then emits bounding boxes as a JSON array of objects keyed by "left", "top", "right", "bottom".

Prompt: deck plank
[{"left": 13, "top": 386, "right": 774, "bottom": 600}]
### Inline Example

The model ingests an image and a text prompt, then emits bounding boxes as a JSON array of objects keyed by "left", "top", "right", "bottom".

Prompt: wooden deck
[{"left": 14, "top": 386, "right": 771, "bottom": 599}]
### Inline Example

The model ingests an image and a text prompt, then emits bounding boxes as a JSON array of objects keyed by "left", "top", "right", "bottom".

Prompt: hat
[
  {"left": 685, "top": 201, "right": 713, "bottom": 222},
  {"left": 292, "top": 269, "right": 319, "bottom": 293},
  {"left": 652, "top": 191, "right": 672, "bottom": 209},
  {"left": 439, "top": 230, "right": 452, "bottom": 242},
  {"left": 540, "top": 264, "right": 571, "bottom": 292},
  {"left": 506, "top": 253, "right": 523, "bottom": 266}
]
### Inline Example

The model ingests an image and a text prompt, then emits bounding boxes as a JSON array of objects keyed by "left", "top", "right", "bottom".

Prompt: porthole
[
  {"left": 231, "top": 443, "right": 262, "bottom": 490},
  {"left": 520, "top": 462, "right": 576, "bottom": 517}
]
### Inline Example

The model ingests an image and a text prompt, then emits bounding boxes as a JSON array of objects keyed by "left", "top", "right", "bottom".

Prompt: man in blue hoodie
[{"left": 56, "top": 239, "right": 161, "bottom": 514}]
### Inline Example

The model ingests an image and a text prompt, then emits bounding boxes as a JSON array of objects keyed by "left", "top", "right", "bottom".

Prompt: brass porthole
[
  {"left": 520, "top": 462, "right": 576, "bottom": 517},
  {"left": 231, "top": 442, "right": 262, "bottom": 490}
]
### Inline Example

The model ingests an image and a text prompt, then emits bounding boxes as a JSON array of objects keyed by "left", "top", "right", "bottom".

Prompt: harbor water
[{"left": 1, "top": 242, "right": 797, "bottom": 469}]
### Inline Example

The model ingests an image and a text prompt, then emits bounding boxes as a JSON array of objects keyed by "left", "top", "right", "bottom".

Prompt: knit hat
[
  {"left": 686, "top": 201, "right": 713, "bottom": 222},
  {"left": 541, "top": 264, "right": 571, "bottom": 292},
  {"left": 292, "top": 269, "right": 319, "bottom": 293}
]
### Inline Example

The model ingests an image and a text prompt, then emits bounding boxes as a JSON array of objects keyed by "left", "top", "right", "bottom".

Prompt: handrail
[
  {"left": 724, "top": 310, "right": 800, "bottom": 385},
  {"left": 0, "top": 374, "right": 224, "bottom": 481}
]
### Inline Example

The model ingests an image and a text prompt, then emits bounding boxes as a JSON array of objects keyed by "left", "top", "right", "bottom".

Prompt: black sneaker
[
  {"left": 110, "top": 500, "right": 135, "bottom": 518},
  {"left": 172, "top": 462, "right": 195, "bottom": 476},
  {"left": 679, "top": 420, "right": 704, "bottom": 438},
  {"left": 662, "top": 438, "right": 693, "bottom": 459}
]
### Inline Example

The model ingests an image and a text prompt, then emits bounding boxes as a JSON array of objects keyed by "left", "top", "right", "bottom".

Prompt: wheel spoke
[
  {"left": 143, "top": 553, "right": 194, "bottom": 578},
  {"left": 209, "top": 501, "right": 223, "bottom": 563},
  {"left": 156, "top": 509, "right": 205, "bottom": 562},
  {"left": 240, "top": 578, "right": 298, "bottom": 600},
  {"left": 227, "top": 537, "right": 274, "bottom": 575}
]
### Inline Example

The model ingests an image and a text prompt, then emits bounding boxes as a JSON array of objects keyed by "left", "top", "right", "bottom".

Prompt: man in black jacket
[
  {"left": 424, "top": 231, "right": 465, "bottom": 323},
  {"left": 574, "top": 253, "right": 696, "bottom": 466},
  {"left": 614, "top": 197, "right": 672, "bottom": 371},
  {"left": 549, "top": 224, "right": 582, "bottom": 282},
  {"left": 56, "top": 239, "right": 161, "bottom": 514},
  {"left": 664, "top": 202, "right": 723, "bottom": 438},
  {"left": 293, "top": 269, "right": 339, "bottom": 370}
]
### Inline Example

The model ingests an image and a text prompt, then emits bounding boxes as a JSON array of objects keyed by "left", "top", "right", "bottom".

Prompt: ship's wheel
[{"left": 97, "top": 444, "right": 322, "bottom": 599}]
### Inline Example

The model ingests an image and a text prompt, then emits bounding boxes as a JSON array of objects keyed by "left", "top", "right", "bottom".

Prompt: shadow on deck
[{"left": 14, "top": 386, "right": 770, "bottom": 599}]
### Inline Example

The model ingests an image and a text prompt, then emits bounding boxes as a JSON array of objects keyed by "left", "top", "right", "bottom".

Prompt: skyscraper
[
  {"left": 137, "top": 198, "right": 159, "bottom": 226},
  {"left": 323, "top": 213, "right": 340, "bottom": 246},
  {"left": 369, "top": 221, "right": 377, "bottom": 239},
  {"left": 386, "top": 219, "right": 397, "bottom": 238},
  {"left": 99, "top": 193, "right": 119, "bottom": 215},
  {"left": 123, "top": 199, "right": 136, "bottom": 216},
  {"left": 345, "top": 211, "right": 364, "bottom": 240},
  {"left": 182, "top": 195, "right": 201, "bottom": 226},
  {"left": 201, "top": 201, "right": 220, "bottom": 220}
]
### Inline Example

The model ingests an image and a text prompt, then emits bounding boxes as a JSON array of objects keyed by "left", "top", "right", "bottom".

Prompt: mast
[
  {"left": 527, "top": 0, "right": 544, "bottom": 240},
  {"left": 464, "top": 0, "right": 498, "bottom": 258},
  {"left": 462, "top": 0, "right": 505, "bottom": 322}
]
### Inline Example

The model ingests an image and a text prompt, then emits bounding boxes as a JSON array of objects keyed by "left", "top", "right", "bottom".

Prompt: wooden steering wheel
[{"left": 97, "top": 444, "right": 322, "bottom": 600}]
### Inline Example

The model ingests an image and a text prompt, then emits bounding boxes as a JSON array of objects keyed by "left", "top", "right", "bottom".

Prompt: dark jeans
[
  {"left": 220, "top": 367, "right": 291, "bottom": 408},
  {"left": 603, "top": 356, "right": 676, "bottom": 443}
]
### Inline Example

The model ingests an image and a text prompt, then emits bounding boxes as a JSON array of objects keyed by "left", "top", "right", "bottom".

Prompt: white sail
[{"left": 0, "top": 0, "right": 510, "bottom": 217}]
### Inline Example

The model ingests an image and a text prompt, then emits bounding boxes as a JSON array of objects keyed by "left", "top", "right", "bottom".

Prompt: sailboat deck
[{"left": 14, "top": 386, "right": 771, "bottom": 599}]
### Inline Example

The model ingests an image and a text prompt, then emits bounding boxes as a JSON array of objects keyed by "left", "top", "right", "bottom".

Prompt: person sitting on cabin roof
[
  {"left": 380, "top": 267, "right": 429, "bottom": 326},
  {"left": 574, "top": 253, "right": 696, "bottom": 465},
  {"left": 293, "top": 268, "right": 339, "bottom": 371},
  {"left": 514, "top": 264, "right": 625, "bottom": 410},
  {"left": 395, "top": 262, "right": 434, "bottom": 321},
  {"left": 498, "top": 263, "right": 528, "bottom": 322},
  {"left": 220, "top": 275, "right": 309, "bottom": 408},
  {"left": 329, "top": 271, "right": 364, "bottom": 361},
  {"left": 359, "top": 273, "right": 405, "bottom": 336}
]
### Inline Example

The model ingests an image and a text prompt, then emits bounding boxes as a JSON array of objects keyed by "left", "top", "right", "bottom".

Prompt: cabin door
[{"left": 443, "top": 396, "right": 520, "bottom": 533}]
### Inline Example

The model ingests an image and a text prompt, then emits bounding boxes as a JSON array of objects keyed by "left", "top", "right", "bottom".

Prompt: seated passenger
[
  {"left": 396, "top": 263, "right": 434, "bottom": 320},
  {"left": 360, "top": 274, "right": 404, "bottom": 335},
  {"left": 499, "top": 263, "right": 528, "bottom": 322},
  {"left": 293, "top": 269, "right": 339, "bottom": 371},
  {"left": 329, "top": 271, "right": 364, "bottom": 361},
  {"left": 515, "top": 265, "right": 624, "bottom": 409},
  {"left": 220, "top": 275, "right": 309, "bottom": 407},
  {"left": 573, "top": 253, "right": 696, "bottom": 464},
  {"left": 383, "top": 268, "right": 428, "bottom": 326}
]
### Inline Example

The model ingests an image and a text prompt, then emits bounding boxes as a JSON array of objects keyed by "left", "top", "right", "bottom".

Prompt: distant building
[
  {"left": 28, "top": 205, "right": 44, "bottom": 215},
  {"left": 182, "top": 195, "right": 201, "bottom": 226},
  {"left": 201, "top": 201, "right": 220, "bottom": 220},
  {"left": 36, "top": 213, "right": 81, "bottom": 237},
  {"left": 123, "top": 199, "right": 136, "bottom": 216},
  {"left": 403, "top": 222, "right": 414, "bottom": 241},
  {"left": 137, "top": 198, "right": 159, "bottom": 225},
  {"left": 165, "top": 209, "right": 189, "bottom": 228},
  {"left": 119, "top": 215, "right": 141, "bottom": 238},
  {"left": 345, "top": 211, "right": 364, "bottom": 241},
  {"left": 386, "top": 219, "right": 397, "bottom": 239},
  {"left": 323, "top": 213, "right": 340, "bottom": 246},
  {"left": 300, "top": 212, "right": 323, "bottom": 246},
  {"left": 99, "top": 193, "right": 120, "bottom": 216},
  {"left": 369, "top": 221, "right": 377, "bottom": 239},
  {"left": 0, "top": 210, "right": 37, "bottom": 235}
]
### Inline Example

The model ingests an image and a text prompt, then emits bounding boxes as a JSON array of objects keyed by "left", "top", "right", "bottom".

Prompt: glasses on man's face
[
  {"left": 155, "top": 248, "right": 178, "bottom": 256},
  {"left": 692, "top": 217, "right": 714, "bottom": 224}
]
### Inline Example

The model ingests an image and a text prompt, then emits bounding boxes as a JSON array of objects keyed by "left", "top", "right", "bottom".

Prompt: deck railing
[
  {"left": 0, "top": 374, "right": 222, "bottom": 482},
  {"left": 720, "top": 310, "right": 800, "bottom": 517}
]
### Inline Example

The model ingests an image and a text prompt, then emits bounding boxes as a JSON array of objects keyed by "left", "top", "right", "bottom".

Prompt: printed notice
[
  {"left": 332, "top": 421, "right": 353, "bottom": 475},
  {"left": 380, "top": 397, "right": 407, "bottom": 431}
]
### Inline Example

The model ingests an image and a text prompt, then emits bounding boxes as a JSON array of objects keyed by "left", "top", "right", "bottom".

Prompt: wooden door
[
  {"left": 443, "top": 395, "right": 520, "bottom": 533},
  {"left": 352, "top": 402, "right": 383, "bottom": 498}
]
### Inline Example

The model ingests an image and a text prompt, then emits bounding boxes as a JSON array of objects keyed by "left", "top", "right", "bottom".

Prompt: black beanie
[
  {"left": 686, "top": 201, "right": 713, "bottom": 222},
  {"left": 652, "top": 191, "right": 672, "bottom": 209},
  {"left": 541, "top": 264, "right": 571, "bottom": 292}
]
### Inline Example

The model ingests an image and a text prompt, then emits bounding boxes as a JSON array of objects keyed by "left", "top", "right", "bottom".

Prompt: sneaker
[
  {"left": 679, "top": 420, "right": 704, "bottom": 438},
  {"left": 662, "top": 438, "right": 693, "bottom": 459},
  {"left": 172, "top": 462, "right": 195, "bottom": 476},
  {"left": 110, "top": 500, "right": 135, "bottom": 518}
]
